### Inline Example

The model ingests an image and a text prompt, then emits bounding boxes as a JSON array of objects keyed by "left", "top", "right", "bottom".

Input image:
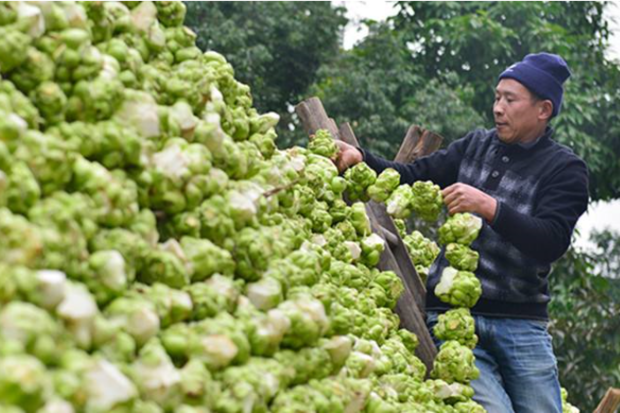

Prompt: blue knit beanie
[{"left": 498, "top": 52, "right": 571, "bottom": 117}]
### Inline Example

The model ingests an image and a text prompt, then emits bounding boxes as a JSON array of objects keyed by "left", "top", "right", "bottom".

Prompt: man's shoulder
[
  {"left": 548, "top": 138, "right": 585, "bottom": 162},
  {"left": 546, "top": 137, "right": 588, "bottom": 172},
  {"left": 539, "top": 138, "right": 589, "bottom": 187}
]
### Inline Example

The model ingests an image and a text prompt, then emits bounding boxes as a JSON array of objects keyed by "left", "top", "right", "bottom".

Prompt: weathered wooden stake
[
  {"left": 594, "top": 388, "right": 620, "bottom": 413},
  {"left": 295, "top": 97, "right": 442, "bottom": 372}
]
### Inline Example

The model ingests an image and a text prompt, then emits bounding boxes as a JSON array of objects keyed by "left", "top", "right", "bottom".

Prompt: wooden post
[
  {"left": 395, "top": 125, "right": 443, "bottom": 163},
  {"left": 594, "top": 388, "right": 620, "bottom": 413},
  {"left": 295, "top": 97, "right": 438, "bottom": 372},
  {"left": 295, "top": 97, "right": 341, "bottom": 140}
]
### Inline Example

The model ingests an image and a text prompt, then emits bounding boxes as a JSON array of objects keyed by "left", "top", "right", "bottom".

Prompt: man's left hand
[{"left": 442, "top": 183, "right": 498, "bottom": 223}]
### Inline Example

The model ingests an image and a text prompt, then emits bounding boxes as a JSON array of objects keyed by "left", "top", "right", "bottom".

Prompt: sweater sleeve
[
  {"left": 491, "top": 157, "right": 589, "bottom": 264},
  {"left": 359, "top": 132, "right": 474, "bottom": 188}
]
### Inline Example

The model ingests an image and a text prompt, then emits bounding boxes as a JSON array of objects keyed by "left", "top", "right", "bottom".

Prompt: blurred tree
[
  {"left": 391, "top": 1, "right": 620, "bottom": 200},
  {"left": 549, "top": 229, "right": 620, "bottom": 411},
  {"left": 309, "top": 22, "right": 483, "bottom": 158},
  {"left": 184, "top": 2, "right": 347, "bottom": 148}
]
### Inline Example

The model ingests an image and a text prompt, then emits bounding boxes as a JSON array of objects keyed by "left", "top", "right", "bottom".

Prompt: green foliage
[
  {"left": 393, "top": 1, "right": 620, "bottom": 200},
  {"left": 310, "top": 22, "right": 482, "bottom": 158},
  {"left": 549, "top": 229, "right": 620, "bottom": 411}
]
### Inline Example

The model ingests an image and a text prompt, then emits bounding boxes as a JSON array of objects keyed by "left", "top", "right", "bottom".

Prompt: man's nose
[{"left": 493, "top": 102, "right": 504, "bottom": 117}]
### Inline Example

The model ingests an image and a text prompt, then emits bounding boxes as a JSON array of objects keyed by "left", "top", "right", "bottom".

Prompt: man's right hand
[{"left": 334, "top": 140, "right": 363, "bottom": 173}]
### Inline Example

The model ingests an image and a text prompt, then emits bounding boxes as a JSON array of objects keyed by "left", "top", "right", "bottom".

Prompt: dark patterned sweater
[{"left": 361, "top": 127, "right": 589, "bottom": 320}]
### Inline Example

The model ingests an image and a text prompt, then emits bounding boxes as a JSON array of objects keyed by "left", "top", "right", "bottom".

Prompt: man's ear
[{"left": 539, "top": 100, "right": 553, "bottom": 121}]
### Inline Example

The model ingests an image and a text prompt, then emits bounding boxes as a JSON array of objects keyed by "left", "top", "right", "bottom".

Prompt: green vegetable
[
  {"left": 30, "top": 81, "right": 67, "bottom": 125},
  {"left": 180, "top": 236, "right": 235, "bottom": 281},
  {"left": 345, "top": 162, "right": 377, "bottom": 202},
  {"left": 185, "top": 274, "right": 240, "bottom": 320},
  {"left": 350, "top": 202, "right": 371, "bottom": 237},
  {"left": 361, "top": 233, "right": 386, "bottom": 267},
  {"left": 403, "top": 230, "right": 440, "bottom": 268},
  {"left": 454, "top": 399, "right": 486, "bottom": 413},
  {"left": 308, "top": 129, "right": 338, "bottom": 160},
  {"left": 410, "top": 181, "right": 443, "bottom": 222},
  {"left": 433, "top": 308, "right": 478, "bottom": 349},
  {"left": 10, "top": 47, "right": 55, "bottom": 93},
  {"left": 0, "top": 355, "right": 50, "bottom": 411},
  {"left": 366, "top": 270, "right": 404, "bottom": 309},
  {"left": 246, "top": 276, "right": 284, "bottom": 311},
  {"left": 87, "top": 250, "right": 128, "bottom": 305},
  {"left": 561, "top": 387, "right": 580, "bottom": 413},
  {"left": 236, "top": 297, "right": 289, "bottom": 357},
  {"left": 368, "top": 168, "right": 400, "bottom": 203},
  {"left": 434, "top": 267, "right": 482, "bottom": 309},
  {"left": 425, "top": 379, "right": 475, "bottom": 404},
  {"left": 431, "top": 340, "right": 480, "bottom": 384},
  {"left": 216, "top": 357, "right": 291, "bottom": 411},
  {"left": 0, "top": 300, "right": 67, "bottom": 363},
  {"left": 278, "top": 293, "right": 329, "bottom": 349},
  {"left": 156, "top": 1, "right": 187, "bottom": 27},
  {"left": 3, "top": 162, "right": 41, "bottom": 214},
  {"left": 0, "top": 26, "right": 31, "bottom": 73},
  {"left": 139, "top": 283, "right": 193, "bottom": 327},
  {"left": 105, "top": 295, "right": 160, "bottom": 347},
  {"left": 130, "top": 338, "right": 183, "bottom": 409},
  {"left": 386, "top": 185, "right": 414, "bottom": 219},
  {"left": 445, "top": 243, "right": 479, "bottom": 272},
  {"left": 139, "top": 244, "right": 190, "bottom": 288},
  {"left": 438, "top": 213, "right": 483, "bottom": 246},
  {"left": 392, "top": 218, "right": 407, "bottom": 238}
]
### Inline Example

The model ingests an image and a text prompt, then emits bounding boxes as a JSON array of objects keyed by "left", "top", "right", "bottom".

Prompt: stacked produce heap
[{"left": 0, "top": 2, "right": 580, "bottom": 413}]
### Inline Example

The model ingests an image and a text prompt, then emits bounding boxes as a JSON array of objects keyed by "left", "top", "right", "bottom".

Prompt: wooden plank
[
  {"left": 295, "top": 98, "right": 437, "bottom": 371},
  {"left": 395, "top": 125, "right": 443, "bottom": 163},
  {"left": 370, "top": 217, "right": 436, "bottom": 373},
  {"left": 339, "top": 121, "right": 427, "bottom": 297},
  {"left": 594, "top": 388, "right": 620, "bottom": 413},
  {"left": 377, "top": 225, "right": 399, "bottom": 248},
  {"left": 295, "top": 98, "right": 341, "bottom": 139},
  {"left": 367, "top": 200, "right": 427, "bottom": 299},
  {"left": 336, "top": 120, "right": 426, "bottom": 310},
  {"left": 338, "top": 122, "right": 359, "bottom": 147},
  {"left": 395, "top": 125, "right": 423, "bottom": 163}
]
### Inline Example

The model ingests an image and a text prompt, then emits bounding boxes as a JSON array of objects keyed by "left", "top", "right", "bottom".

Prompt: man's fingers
[
  {"left": 336, "top": 160, "right": 346, "bottom": 174},
  {"left": 448, "top": 203, "right": 462, "bottom": 215},
  {"left": 442, "top": 184, "right": 457, "bottom": 198},
  {"left": 443, "top": 190, "right": 459, "bottom": 206},
  {"left": 335, "top": 140, "right": 350, "bottom": 152}
]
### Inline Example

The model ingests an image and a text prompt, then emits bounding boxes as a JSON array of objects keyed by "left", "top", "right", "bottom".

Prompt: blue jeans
[{"left": 426, "top": 311, "right": 563, "bottom": 413}]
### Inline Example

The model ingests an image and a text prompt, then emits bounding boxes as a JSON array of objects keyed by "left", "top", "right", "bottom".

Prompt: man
[{"left": 333, "top": 53, "right": 589, "bottom": 412}]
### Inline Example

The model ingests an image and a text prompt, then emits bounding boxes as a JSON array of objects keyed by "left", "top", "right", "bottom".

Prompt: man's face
[{"left": 493, "top": 79, "right": 550, "bottom": 144}]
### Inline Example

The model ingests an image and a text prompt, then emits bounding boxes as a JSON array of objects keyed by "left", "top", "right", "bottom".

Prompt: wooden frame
[{"left": 296, "top": 97, "right": 444, "bottom": 372}]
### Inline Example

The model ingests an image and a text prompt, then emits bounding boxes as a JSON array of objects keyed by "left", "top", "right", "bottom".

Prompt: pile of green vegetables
[{"left": 0, "top": 2, "right": 579, "bottom": 412}]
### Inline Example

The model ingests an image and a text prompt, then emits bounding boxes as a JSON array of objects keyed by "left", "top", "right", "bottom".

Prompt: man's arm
[
  {"left": 334, "top": 132, "right": 474, "bottom": 188},
  {"left": 490, "top": 159, "right": 589, "bottom": 264}
]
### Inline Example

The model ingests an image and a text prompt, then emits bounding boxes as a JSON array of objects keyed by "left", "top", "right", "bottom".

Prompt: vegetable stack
[{"left": 0, "top": 2, "right": 491, "bottom": 412}]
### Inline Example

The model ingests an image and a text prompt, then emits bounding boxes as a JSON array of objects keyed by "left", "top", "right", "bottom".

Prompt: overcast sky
[{"left": 339, "top": 1, "right": 620, "bottom": 251}]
